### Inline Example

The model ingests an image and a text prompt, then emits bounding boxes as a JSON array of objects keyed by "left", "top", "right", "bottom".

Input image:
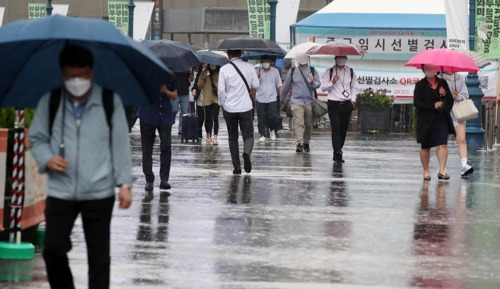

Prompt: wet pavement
[{"left": 2, "top": 117, "right": 500, "bottom": 289}]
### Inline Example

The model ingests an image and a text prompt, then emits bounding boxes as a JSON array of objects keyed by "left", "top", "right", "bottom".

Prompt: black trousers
[
  {"left": 140, "top": 121, "right": 172, "bottom": 183},
  {"left": 197, "top": 105, "right": 205, "bottom": 138},
  {"left": 204, "top": 103, "right": 220, "bottom": 135},
  {"left": 43, "top": 196, "right": 115, "bottom": 289},
  {"left": 328, "top": 100, "right": 353, "bottom": 153},
  {"left": 223, "top": 109, "right": 254, "bottom": 169}
]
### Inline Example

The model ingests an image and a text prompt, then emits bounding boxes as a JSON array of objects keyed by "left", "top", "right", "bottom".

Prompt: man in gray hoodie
[{"left": 29, "top": 45, "right": 134, "bottom": 289}]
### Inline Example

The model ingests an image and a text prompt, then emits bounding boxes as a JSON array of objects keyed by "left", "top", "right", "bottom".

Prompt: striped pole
[
  {"left": 9, "top": 111, "right": 20, "bottom": 243},
  {"left": 15, "top": 110, "right": 25, "bottom": 244}
]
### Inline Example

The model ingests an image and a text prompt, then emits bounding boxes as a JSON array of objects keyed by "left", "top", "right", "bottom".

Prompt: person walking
[
  {"left": 138, "top": 77, "right": 178, "bottom": 191},
  {"left": 198, "top": 63, "right": 221, "bottom": 145},
  {"left": 28, "top": 45, "right": 134, "bottom": 289},
  {"left": 256, "top": 54, "right": 283, "bottom": 142},
  {"left": 280, "top": 52, "right": 320, "bottom": 153},
  {"left": 440, "top": 71, "right": 474, "bottom": 177},
  {"left": 321, "top": 55, "right": 357, "bottom": 163},
  {"left": 171, "top": 71, "right": 191, "bottom": 134},
  {"left": 414, "top": 64, "right": 455, "bottom": 180},
  {"left": 218, "top": 49, "right": 259, "bottom": 174},
  {"left": 192, "top": 64, "right": 206, "bottom": 139}
]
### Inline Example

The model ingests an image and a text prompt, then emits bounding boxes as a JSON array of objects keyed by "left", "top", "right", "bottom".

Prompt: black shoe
[
  {"left": 303, "top": 143, "right": 310, "bottom": 152},
  {"left": 159, "top": 181, "right": 171, "bottom": 190},
  {"left": 243, "top": 153, "right": 252, "bottom": 173},
  {"left": 145, "top": 181, "right": 154, "bottom": 191},
  {"left": 334, "top": 151, "right": 344, "bottom": 163},
  {"left": 233, "top": 168, "right": 242, "bottom": 175},
  {"left": 296, "top": 143, "right": 304, "bottom": 152}
]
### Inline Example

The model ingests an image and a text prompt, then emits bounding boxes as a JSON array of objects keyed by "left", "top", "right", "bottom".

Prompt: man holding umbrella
[
  {"left": 29, "top": 45, "right": 134, "bottom": 289},
  {"left": 320, "top": 55, "right": 358, "bottom": 163},
  {"left": 218, "top": 49, "right": 260, "bottom": 174}
]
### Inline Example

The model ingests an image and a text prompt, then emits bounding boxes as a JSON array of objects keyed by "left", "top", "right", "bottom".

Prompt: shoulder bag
[
  {"left": 298, "top": 67, "right": 328, "bottom": 118},
  {"left": 229, "top": 62, "right": 254, "bottom": 118},
  {"left": 452, "top": 98, "right": 479, "bottom": 122}
]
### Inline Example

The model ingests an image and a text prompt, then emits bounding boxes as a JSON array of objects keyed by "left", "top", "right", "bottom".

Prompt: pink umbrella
[
  {"left": 306, "top": 41, "right": 367, "bottom": 56},
  {"left": 405, "top": 48, "right": 480, "bottom": 73}
]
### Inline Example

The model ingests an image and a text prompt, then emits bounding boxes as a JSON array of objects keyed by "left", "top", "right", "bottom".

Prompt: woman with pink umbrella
[{"left": 413, "top": 64, "right": 455, "bottom": 180}]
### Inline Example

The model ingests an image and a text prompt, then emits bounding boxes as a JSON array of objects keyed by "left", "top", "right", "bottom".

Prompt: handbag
[
  {"left": 280, "top": 97, "right": 293, "bottom": 118},
  {"left": 312, "top": 99, "right": 328, "bottom": 118},
  {"left": 452, "top": 98, "right": 478, "bottom": 122}
]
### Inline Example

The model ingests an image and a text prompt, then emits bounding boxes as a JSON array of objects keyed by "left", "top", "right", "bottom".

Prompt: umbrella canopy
[
  {"left": 405, "top": 48, "right": 480, "bottom": 73},
  {"left": 196, "top": 50, "right": 228, "bottom": 66},
  {"left": 141, "top": 40, "right": 201, "bottom": 72},
  {"left": 306, "top": 41, "right": 367, "bottom": 56},
  {"left": 456, "top": 49, "right": 491, "bottom": 68},
  {"left": 285, "top": 42, "right": 321, "bottom": 59},
  {"left": 0, "top": 15, "right": 171, "bottom": 108},
  {"left": 210, "top": 36, "right": 282, "bottom": 51},
  {"left": 242, "top": 48, "right": 287, "bottom": 60}
]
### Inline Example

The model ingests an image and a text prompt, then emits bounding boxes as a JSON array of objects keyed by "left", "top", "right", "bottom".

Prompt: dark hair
[
  {"left": 227, "top": 49, "right": 243, "bottom": 57},
  {"left": 261, "top": 54, "right": 271, "bottom": 61},
  {"left": 59, "top": 45, "right": 93, "bottom": 69}
]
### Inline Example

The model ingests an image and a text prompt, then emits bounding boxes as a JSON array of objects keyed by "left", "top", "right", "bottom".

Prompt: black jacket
[{"left": 414, "top": 77, "right": 455, "bottom": 143}]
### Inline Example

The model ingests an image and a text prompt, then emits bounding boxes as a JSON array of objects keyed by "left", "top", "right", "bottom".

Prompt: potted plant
[{"left": 355, "top": 88, "right": 394, "bottom": 133}]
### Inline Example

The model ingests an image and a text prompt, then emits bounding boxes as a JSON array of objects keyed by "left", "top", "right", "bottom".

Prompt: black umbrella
[
  {"left": 196, "top": 50, "right": 228, "bottom": 66},
  {"left": 210, "top": 36, "right": 282, "bottom": 51},
  {"left": 141, "top": 40, "right": 201, "bottom": 72}
]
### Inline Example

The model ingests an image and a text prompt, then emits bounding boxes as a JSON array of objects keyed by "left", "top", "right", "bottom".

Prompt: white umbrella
[{"left": 284, "top": 42, "right": 321, "bottom": 59}]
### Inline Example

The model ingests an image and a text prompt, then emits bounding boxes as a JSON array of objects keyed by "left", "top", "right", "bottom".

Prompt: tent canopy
[
  {"left": 291, "top": 0, "right": 447, "bottom": 61},
  {"left": 293, "top": 0, "right": 446, "bottom": 30}
]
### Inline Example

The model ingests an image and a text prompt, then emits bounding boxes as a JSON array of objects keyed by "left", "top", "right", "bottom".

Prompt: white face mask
[
  {"left": 262, "top": 63, "right": 271, "bottom": 69},
  {"left": 336, "top": 58, "right": 347, "bottom": 67},
  {"left": 65, "top": 77, "right": 91, "bottom": 97},
  {"left": 209, "top": 64, "right": 217, "bottom": 71}
]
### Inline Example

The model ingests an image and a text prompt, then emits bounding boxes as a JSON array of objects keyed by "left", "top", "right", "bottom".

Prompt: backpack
[{"left": 49, "top": 88, "right": 114, "bottom": 135}]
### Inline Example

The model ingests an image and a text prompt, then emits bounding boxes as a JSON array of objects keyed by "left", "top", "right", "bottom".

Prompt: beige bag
[{"left": 452, "top": 99, "right": 479, "bottom": 122}]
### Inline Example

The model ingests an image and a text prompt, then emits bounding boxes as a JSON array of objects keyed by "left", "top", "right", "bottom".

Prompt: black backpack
[{"left": 48, "top": 88, "right": 114, "bottom": 135}]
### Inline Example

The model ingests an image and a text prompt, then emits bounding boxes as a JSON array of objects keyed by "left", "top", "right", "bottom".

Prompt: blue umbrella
[
  {"left": 141, "top": 40, "right": 201, "bottom": 72},
  {"left": 0, "top": 15, "right": 171, "bottom": 108},
  {"left": 196, "top": 50, "right": 228, "bottom": 66}
]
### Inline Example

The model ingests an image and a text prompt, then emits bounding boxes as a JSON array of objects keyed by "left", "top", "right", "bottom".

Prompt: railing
[{"left": 483, "top": 100, "right": 500, "bottom": 150}]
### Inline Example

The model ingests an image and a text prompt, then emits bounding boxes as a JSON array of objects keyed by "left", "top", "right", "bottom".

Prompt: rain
[{"left": 4, "top": 121, "right": 500, "bottom": 288}]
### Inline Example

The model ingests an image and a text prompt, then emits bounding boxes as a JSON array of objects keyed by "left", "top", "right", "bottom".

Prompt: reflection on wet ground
[{"left": 3, "top": 121, "right": 500, "bottom": 288}]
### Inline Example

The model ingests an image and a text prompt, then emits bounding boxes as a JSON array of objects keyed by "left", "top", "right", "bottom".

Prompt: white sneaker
[
  {"left": 259, "top": 136, "right": 266, "bottom": 142},
  {"left": 270, "top": 130, "right": 276, "bottom": 141},
  {"left": 461, "top": 164, "right": 474, "bottom": 177}
]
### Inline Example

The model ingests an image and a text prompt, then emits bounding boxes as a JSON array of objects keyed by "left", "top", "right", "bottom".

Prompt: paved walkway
[{"left": 2, "top": 119, "right": 500, "bottom": 289}]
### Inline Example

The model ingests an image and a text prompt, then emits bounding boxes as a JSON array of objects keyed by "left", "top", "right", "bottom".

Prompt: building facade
[{"left": 0, "top": 0, "right": 327, "bottom": 48}]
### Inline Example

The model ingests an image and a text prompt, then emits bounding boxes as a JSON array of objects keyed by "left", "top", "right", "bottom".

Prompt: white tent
[{"left": 289, "top": 0, "right": 497, "bottom": 101}]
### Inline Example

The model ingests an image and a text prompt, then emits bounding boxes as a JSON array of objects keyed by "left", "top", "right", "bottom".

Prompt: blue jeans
[
  {"left": 171, "top": 95, "right": 189, "bottom": 132},
  {"left": 256, "top": 100, "right": 278, "bottom": 137}
]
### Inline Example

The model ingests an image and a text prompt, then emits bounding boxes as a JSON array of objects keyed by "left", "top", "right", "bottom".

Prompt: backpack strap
[
  {"left": 329, "top": 67, "right": 354, "bottom": 83},
  {"left": 49, "top": 89, "right": 62, "bottom": 135},
  {"left": 49, "top": 88, "right": 114, "bottom": 136},
  {"left": 101, "top": 88, "right": 114, "bottom": 129}
]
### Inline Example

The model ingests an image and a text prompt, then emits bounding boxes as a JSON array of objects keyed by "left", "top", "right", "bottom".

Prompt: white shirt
[
  {"left": 255, "top": 66, "right": 283, "bottom": 103},
  {"left": 320, "top": 65, "right": 358, "bottom": 102},
  {"left": 218, "top": 58, "right": 260, "bottom": 113}
]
